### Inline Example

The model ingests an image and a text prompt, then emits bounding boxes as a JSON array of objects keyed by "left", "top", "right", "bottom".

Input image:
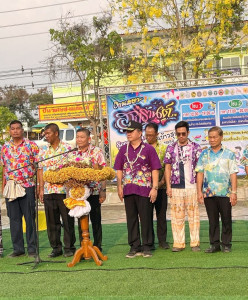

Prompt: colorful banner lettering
[{"left": 107, "top": 84, "right": 248, "bottom": 175}]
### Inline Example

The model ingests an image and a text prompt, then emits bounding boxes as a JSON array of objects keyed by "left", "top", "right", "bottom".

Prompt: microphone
[{"left": 68, "top": 147, "right": 78, "bottom": 153}]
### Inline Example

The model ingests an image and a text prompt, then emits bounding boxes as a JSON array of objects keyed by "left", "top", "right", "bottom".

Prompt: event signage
[
  {"left": 39, "top": 102, "right": 107, "bottom": 121},
  {"left": 107, "top": 83, "right": 248, "bottom": 175}
]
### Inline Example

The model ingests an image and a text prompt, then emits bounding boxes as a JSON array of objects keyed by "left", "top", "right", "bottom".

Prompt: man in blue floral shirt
[
  {"left": 196, "top": 126, "right": 238, "bottom": 253},
  {"left": 164, "top": 121, "right": 202, "bottom": 252},
  {"left": 240, "top": 145, "right": 248, "bottom": 175}
]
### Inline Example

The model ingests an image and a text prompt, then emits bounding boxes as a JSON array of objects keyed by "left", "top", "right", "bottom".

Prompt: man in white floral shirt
[
  {"left": 67, "top": 128, "right": 106, "bottom": 251},
  {"left": 39, "top": 123, "right": 76, "bottom": 258},
  {"left": 164, "top": 121, "right": 202, "bottom": 252}
]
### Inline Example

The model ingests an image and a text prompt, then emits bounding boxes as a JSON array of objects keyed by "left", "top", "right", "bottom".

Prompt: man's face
[
  {"left": 76, "top": 131, "right": 90, "bottom": 148},
  {"left": 10, "top": 123, "right": 23, "bottom": 139},
  {"left": 126, "top": 129, "right": 142, "bottom": 142},
  {"left": 175, "top": 127, "right": 189, "bottom": 144},
  {"left": 208, "top": 130, "right": 223, "bottom": 148},
  {"left": 145, "top": 127, "right": 158, "bottom": 145},
  {"left": 44, "top": 128, "right": 58, "bottom": 144}
]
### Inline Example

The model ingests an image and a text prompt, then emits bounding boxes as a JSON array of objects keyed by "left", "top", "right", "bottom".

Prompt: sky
[{"left": 0, "top": 0, "right": 109, "bottom": 93}]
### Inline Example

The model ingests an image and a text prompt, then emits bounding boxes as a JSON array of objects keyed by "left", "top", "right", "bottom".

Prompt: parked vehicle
[{"left": 34, "top": 124, "right": 76, "bottom": 148}]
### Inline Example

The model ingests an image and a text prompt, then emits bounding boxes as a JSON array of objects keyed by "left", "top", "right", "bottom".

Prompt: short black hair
[
  {"left": 76, "top": 128, "right": 91, "bottom": 137},
  {"left": 145, "top": 123, "right": 158, "bottom": 133},
  {"left": 175, "top": 121, "right": 189, "bottom": 132},
  {"left": 44, "top": 123, "right": 59, "bottom": 134},
  {"left": 10, "top": 120, "right": 23, "bottom": 128},
  {"left": 208, "top": 126, "right": 223, "bottom": 137}
]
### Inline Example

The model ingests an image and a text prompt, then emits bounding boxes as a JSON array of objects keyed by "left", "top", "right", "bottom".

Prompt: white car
[{"left": 34, "top": 127, "right": 76, "bottom": 149}]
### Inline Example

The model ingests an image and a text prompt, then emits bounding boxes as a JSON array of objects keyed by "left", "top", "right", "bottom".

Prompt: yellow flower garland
[{"left": 43, "top": 166, "right": 116, "bottom": 185}]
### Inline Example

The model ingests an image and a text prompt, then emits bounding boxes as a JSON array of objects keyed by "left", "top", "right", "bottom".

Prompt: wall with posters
[{"left": 107, "top": 83, "right": 248, "bottom": 175}]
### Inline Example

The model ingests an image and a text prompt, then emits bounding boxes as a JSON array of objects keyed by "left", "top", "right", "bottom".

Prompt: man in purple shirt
[{"left": 114, "top": 121, "right": 161, "bottom": 258}]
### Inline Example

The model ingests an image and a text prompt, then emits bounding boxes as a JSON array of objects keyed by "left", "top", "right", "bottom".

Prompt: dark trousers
[
  {"left": 6, "top": 186, "right": 36, "bottom": 254},
  {"left": 44, "top": 193, "right": 76, "bottom": 253},
  {"left": 153, "top": 189, "right": 168, "bottom": 244},
  {"left": 204, "top": 196, "right": 232, "bottom": 247},
  {"left": 124, "top": 194, "right": 153, "bottom": 252},
  {"left": 78, "top": 195, "right": 102, "bottom": 250}
]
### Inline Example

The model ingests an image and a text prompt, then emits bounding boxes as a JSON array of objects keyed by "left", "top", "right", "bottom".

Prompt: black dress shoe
[
  {"left": 222, "top": 246, "right": 231, "bottom": 253},
  {"left": 159, "top": 242, "right": 170, "bottom": 249},
  {"left": 28, "top": 252, "right": 37, "bottom": 258},
  {"left": 8, "top": 252, "right": 25, "bottom": 258},
  {"left": 205, "top": 245, "right": 221, "bottom": 253},
  {"left": 48, "top": 251, "right": 63, "bottom": 258},
  {"left": 172, "top": 247, "right": 184, "bottom": 252},
  {"left": 64, "top": 251, "right": 74, "bottom": 257}
]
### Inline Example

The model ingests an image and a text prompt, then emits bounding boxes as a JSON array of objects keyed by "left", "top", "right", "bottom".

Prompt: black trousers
[
  {"left": 6, "top": 186, "right": 36, "bottom": 254},
  {"left": 44, "top": 193, "right": 76, "bottom": 253},
  {"left": 78, "top": 195, "right": 102, "bottom": 250},
  {"left": 204, "top": 196, "right": 232, "bottom": 247},
  {"left": 124, "top": 194, "right": 153, "bottom": 252},
  {"left": 153, "top": 188, "right": 168, "bottom": 244}
]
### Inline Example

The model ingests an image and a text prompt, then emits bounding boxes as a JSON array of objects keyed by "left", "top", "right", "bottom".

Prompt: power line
[
  {"left": 0, "top": 11, "right": 109, "bottom": 29},
  {"left": 0, "top": 32, "right": 48, "bottom": 40},
  {"left": 0, "top": 0, "right": 87, "bottom": 14}
]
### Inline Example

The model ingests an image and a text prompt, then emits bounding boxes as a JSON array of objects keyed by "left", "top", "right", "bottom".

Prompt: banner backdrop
[{"left": 107, "top": 83, "right": 248, "bottom": 175}]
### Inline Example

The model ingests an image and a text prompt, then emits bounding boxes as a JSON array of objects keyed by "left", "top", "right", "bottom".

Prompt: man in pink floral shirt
[
  {"left": 164, "top": 121, "right": 202, "bottom": 252},
  {"left": 1, "top": 120, "right": 39, "bottom": 257},
  {"left": 67, "top": 128, "right": 106, "bottom": 251}
]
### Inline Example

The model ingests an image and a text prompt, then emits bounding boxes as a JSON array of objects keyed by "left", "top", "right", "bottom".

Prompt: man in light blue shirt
[{"left": 196, "top": 126, "right": 238, "bottom": 253}]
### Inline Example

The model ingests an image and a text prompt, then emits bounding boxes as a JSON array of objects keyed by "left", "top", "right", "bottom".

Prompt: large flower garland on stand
[{"left": 43, "top": 163, "right": 115, "bottom": 267}]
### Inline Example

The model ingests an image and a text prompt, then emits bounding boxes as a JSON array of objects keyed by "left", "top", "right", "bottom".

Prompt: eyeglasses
[{"left": 176, "top": 132, "right": 187, "bottom": 137}]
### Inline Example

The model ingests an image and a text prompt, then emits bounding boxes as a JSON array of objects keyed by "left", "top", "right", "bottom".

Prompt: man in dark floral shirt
[{"left": 164, "top": 121, "right": 202, "bottom": 252}]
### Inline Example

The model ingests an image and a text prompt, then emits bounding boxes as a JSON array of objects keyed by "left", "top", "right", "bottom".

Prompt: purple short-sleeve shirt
[{"left": 114, "top": 142, "right": 161, "bottom": 197}]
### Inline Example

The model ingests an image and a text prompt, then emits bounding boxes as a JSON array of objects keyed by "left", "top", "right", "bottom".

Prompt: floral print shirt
[
  {"left": 114, "top": 142, "right": 161, "bottom": 197},
  {"left": 155, "top": 142, "right": 167, "bottom": 189},
  {"left": 1, "top": 138, "right": 39, "bottom": 188},
  {"left": 164, "top": 140, "right": 202, "bottom": 185},
  {"left": 240, "top": 146, "right": 248, "bottom": 167},
  {"left": 67, "top": 144, "right": 106, "bottom": 195},
  {"left": 39, "top": 141, "right": 71, "bottom": 194},
  {"left": 195, "top": 146, "right": 238, "bottom": 197}
]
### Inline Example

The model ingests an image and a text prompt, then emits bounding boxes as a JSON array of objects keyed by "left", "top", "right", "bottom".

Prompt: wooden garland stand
[{"left": 67, "top": 215, "right": 108, "bottom": 267}]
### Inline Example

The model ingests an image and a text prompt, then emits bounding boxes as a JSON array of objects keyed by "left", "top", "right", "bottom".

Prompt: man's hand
[
  {"left": 230, "top": 193, "right": 237, "bottom": 206},
  {"left": 118, "top": 186, "right": 124, "bottom": 202},
  {"left": 166, "top": 187, "right": 172, "bottom": 198},
  {"left": 99, "top": 190, "right": 106, "bottom": 204},
  {"left": 149, "top": 188, "right": 158, "bottom": 203},
  {"left": 197, "top": 191, "right": 204, "bottom": 204},
  {"left": 39, "top": 189, "right": 44, "bottom": 204}
]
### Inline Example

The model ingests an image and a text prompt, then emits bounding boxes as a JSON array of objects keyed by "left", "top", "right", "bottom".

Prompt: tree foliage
[
  {"left": 0, "top": 86, "right": 53, "bottom": 127},
  {"left": 29, "top": 88, "right": 53, "bottom": 109},
  {"left": 113, "top": 0, "right": 248, "bottom": 82},
  {"left": 0, "top": 85, "right": 36, "bottom": 126},
  {"left": 0, "top": 106, "right": 16, "bottom": 144},
  {"left": 49, "top": 14, "right": 123, "bottom": 145}
]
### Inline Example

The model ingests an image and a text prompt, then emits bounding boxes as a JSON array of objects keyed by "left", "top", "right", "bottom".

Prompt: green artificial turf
[{"left": 0, "top": 221, "right": 248, "bottom": 299}]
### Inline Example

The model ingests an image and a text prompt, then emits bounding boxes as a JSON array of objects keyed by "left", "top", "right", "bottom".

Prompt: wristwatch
[{"left": 152, "top": 186, "right": 158, "bottom": 190}]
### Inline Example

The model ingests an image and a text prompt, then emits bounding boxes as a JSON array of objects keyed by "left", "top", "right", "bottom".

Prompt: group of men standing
[
  {"left": 115, "top": 120, "right": 240, "bottom": 257},
  {"left": 0, "top": 121, "right": 105, "bottom": 258},
  {"left": 0, "top": 118, "right": 246, "bottom": 259}
]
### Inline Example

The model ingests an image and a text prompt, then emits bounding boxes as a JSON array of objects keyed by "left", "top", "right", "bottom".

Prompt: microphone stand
[{"left": 7, "top": 147, "right": 78, "bottom": 269}]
